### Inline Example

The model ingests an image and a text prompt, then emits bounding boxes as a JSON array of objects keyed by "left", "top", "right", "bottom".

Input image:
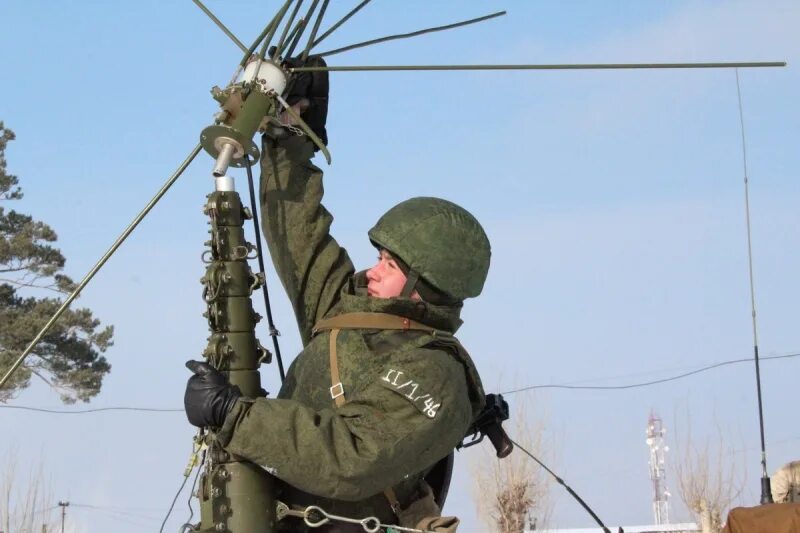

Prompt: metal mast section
[
  {"left": 646, "top": 412, "right": 671, "bottom": 525},
  {"left": 194, "top": 47, "right": 293, "bottom": 533},
  {"left": 190, "top": 3, "right": 334, "bottom": 531},
  {"left": 197, "top": 174, "right": 276, "bottom": 532}
]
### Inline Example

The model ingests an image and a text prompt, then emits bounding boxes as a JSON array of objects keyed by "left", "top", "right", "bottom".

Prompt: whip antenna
[{"left": 735, "top": 68, "right": 772, "bottom": 504}]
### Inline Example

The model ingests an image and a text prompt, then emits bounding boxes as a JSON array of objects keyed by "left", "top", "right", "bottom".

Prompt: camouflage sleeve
[
  {"left": 259, "top": 136, "right": 354, "bottom": 345},
  {"left": 216, "top": 348, "right": 472, "bottom": 501}
]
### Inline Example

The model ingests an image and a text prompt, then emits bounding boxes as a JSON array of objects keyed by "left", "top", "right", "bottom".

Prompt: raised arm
[{"left": 259, "top": 136, "right": 353, "bottom": 346}]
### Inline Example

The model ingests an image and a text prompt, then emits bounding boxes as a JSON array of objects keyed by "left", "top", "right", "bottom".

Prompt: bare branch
[
  {"left": 674, "top": 416, "right": 746, "bottom": 533},
  {"left": 0, "top": 277, "right": 67, "bottom": 294},
  {"left": 0, "top": 449, "right": 58, "bottom": 531},
  {"left": 471, "top": 397, "right": 553, "bottom": 532}
]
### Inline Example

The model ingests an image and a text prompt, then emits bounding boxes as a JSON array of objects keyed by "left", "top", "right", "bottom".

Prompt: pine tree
[{"left": 0, "top": 122, "right": 113, "bottom": 403}]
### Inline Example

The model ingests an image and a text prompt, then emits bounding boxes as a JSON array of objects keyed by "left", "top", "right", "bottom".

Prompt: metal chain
[{"left": 275, "top": 501, "right": 434, "bottom": 533}]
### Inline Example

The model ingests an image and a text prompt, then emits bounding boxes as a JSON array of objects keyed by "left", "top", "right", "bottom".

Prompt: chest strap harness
[{"left": 312, "top": 312, "right": 448, "bottom": 516}]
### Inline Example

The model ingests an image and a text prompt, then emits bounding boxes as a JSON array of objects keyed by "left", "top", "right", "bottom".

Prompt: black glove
[
  {"left": 184, "top": 360, "right": 242, "bottom": 428},
  {"left": 270, "top": 54, "right": 329, "bottom": 147}
]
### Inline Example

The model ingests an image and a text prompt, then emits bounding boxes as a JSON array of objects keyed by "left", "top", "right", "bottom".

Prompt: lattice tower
[{"left": 646, "top": 411, "right": 670, "bottom": 525}]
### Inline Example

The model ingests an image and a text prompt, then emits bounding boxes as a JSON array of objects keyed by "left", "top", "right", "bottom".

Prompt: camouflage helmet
[{"left": 368, "top": 197, "right": 491, "bottom": 301}]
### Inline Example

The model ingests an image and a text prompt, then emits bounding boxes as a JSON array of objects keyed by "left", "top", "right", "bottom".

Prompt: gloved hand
[
  {"left": 271, "top": 55, "right": 329, "bottom": 147},
  {"left": 184, "top": 360, "right": 242, "bottom": 428}
]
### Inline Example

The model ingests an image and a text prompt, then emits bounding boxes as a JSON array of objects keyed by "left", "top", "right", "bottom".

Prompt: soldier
[{"left": 184, "top": 58, "right": 489, "bottom": 531}]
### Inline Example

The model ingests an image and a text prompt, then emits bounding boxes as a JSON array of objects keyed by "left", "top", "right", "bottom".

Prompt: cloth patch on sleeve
[{"left": 379, "top": 368, "right": 441, "bottom": 419}]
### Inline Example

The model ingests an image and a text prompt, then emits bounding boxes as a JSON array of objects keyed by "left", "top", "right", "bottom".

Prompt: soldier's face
[{"left": 366, "top": 249, "right": 409, "bottom": 298}]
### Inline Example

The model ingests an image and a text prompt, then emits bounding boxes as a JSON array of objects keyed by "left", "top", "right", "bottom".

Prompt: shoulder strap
[
  {"left": 316, "top": 311, "right": 446, "bottom": 517},
  {"left": 313, "top": 312, "right": 450, "bottom": 337},
  {"left": 319, "top": 312, "right": 449, "bottom": 408},
  {"left": 328, "top": 328, "right": 345, "bottom": 407}
]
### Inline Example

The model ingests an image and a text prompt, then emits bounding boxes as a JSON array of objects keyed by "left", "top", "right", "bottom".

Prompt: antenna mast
[{"left": 646, "top": 412, "right": 670, "bottom": 525}]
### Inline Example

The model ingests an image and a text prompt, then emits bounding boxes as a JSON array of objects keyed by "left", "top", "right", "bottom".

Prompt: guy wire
[
  {"left": 509, "top": 437, "right": 610, "bottom": 533},
  {"left": 735, "top": 68, "right": 772, "bottom": 501},
  {"left": 245, "top": 155, "right": 286, "bottom": 381}
]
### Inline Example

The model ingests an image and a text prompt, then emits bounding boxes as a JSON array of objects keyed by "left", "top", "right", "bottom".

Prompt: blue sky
[{"left": 1, "top": 1, "right": 798, "bottom": 531}]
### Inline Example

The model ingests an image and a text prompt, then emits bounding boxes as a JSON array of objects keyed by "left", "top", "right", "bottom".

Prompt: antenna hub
[{"left": 242, "top": 60, "right": 287, "bottom": 95}]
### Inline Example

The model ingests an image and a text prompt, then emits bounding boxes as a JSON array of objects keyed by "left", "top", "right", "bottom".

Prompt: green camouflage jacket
[{"left": 218, "top": 137, "right": 485, "bottom": 525}]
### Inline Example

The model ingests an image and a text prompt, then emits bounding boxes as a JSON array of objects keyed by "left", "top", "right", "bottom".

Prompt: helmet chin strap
[{"left": 400, "top": 269, "right": 420, "bottom": 299}]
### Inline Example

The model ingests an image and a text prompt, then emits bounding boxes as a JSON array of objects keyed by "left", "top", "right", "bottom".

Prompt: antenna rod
[
  {"left": 300, "top": 0, "right": 330, "bottom": 62},
  {"left": 311, "top": 0, "right": 373, "bottom": 49},
  {"left": 191, "top": 0, "right": 248, "bottom": 54},
  {"left": 0, "top": 145, "right": 202, "bottom": 391},
  {"left": 318, "top": 11, "right": 506, "bottom": 58},
  {"left": 239, "top": 20, "right": 279, "bottom": 68},
  {"left": 281, "top": 0, "right": 320, "bottom": 60},
  {"left": 259, "top": 0, "right": 296, "bottom": 60},
  {"left": 292, "top": 61, "right": 787, "bottom": 73},
  {"left": 273, "top": 0, "right": 306, "bottom": 60},
  {"left": 735, "top": 68, "right": 773, "bottom": 504}
]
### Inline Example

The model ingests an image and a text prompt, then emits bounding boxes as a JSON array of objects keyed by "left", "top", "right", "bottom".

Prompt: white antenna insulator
[
  {"left": 215, "top": 175, "right": 235, "bottom": 192},
  {"left": 242, "top": 60, "right": 287, "bottom": 95}
]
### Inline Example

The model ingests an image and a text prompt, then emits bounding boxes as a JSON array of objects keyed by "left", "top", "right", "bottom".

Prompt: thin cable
[
  {"left": 159, "top": 472, "right": 192, "bottom": 533},
  {"left": 2, "top": 352, "right": 797, "bottom": 414},
  {"left": 502, "top": 352, "right": 800, "bottom": 395},
  {"left": 317, "top": 11, "right": 506, "bottom": 58},
  {"left": 509, "top": 437, "right": 610, "bottom": 533},
  {"left": 71, "top": 503, "right": 160, "bottom": 522},
  {"left": 181, "top": 452, "right": 204, "bottom": 530},
  {"left": 292, "top": 61, "right": 787, "bottom": 72},
  {"left": 186, "top": 461, "right": 203, "bottom": 523},
  {"left": 244, "top": 155, "right": 286, "bottom": 381},
  {"left": 311, "top": 0, "right": 373, "bottom": 49},
  {"left": 0, "top": 405, "right": 182, "bottom": 413},
  {"left": 735, "top": 68, "right": 772, "bottom": 502},
  {"left": 0, "top": 144, "right": 202, "bottom": 392},
  {"left": 32, "top": 504, "right": 61, "bottom": 516}
]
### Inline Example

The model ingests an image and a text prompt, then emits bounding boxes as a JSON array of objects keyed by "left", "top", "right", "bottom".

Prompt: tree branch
[{"left": 0, "top": 277, "right": 65, "bottom": 294}]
